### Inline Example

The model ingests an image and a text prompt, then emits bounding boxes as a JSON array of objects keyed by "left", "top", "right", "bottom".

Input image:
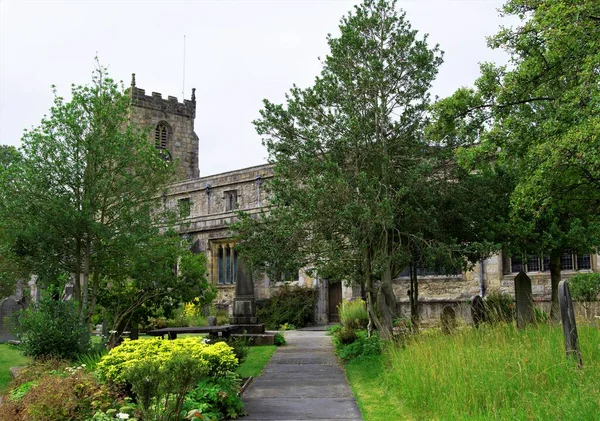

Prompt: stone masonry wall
[{"left": 130, "top": 81, "right": 199, "bottom": 181}]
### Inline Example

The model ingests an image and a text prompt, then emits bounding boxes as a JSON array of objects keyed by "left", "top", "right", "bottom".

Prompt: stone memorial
[
  {"left": 559, "top": 280, "right": 583, "bottom": 367},
  {"left": 230, "top": 258, "right": 265, "bottom": 334},
  {"left": 207, "top": 316, "right": 217, "bottom": 327},
  {"left": 471, "top": 295, "right": 485, "bottom": 328},
  {"left": 63, "top": 283, "right": 74, "bottom": 301},
  {"left": 441, "top": 305, "right": 457, "bottom": 334},
  {"left": 0, "top": 296, "right": 24, "bottom": 343},
  {"left": 514, "top": 271, "right": 534, "bottom": 329}
]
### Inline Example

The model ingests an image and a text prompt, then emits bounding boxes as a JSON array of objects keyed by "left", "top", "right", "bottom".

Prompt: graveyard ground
[
  {"left": 346, "top": 323, "right": 600, "bottom": 421},
  {"left": 0, "top": 344, "right": 29, "bottom": 392},
  {"left": 236, "top": 344, "right": 277, "bottom": 378}
]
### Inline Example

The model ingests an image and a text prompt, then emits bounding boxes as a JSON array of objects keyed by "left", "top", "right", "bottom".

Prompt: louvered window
[{"left": 154, "top": 122, "right": 170, "bottom": 149}]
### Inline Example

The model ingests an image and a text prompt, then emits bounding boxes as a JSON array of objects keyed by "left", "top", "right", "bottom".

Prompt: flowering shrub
[{"left": 96, "top": 338, "right": 238, "bottom": 384}]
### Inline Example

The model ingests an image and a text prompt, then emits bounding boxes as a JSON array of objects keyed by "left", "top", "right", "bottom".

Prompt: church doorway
[{"left": 328, "top": 281, "right": 343, "bottom": 323}]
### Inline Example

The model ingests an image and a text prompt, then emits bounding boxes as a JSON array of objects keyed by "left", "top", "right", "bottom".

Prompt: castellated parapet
[{"left": 129, "top": 73, "right": 199, "bottom": 180}]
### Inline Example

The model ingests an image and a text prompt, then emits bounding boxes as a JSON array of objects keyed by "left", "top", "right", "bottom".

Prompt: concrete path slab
[{"left": 241, "top": 331, "right": 362, "bottom": 420}]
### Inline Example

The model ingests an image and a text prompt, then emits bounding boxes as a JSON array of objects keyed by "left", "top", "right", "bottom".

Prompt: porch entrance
[{"left": 328, "top": 281, "right": 343, "bottom": 323}]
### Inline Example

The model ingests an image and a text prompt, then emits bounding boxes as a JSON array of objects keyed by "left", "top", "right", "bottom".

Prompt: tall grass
[
  {"left": 339, "top": 299, "right": 369, "bottom": 330},
  {"left": 384, "top": 324, "right": 600, "bottom": 420}
]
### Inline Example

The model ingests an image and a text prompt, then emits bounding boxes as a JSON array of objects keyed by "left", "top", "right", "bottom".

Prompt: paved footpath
[{"left": 241, "top": 330, "right": 363, "bottom": 420}]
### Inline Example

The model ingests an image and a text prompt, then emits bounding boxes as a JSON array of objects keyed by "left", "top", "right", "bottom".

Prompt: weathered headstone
[
  {"left": 0, "top": 296, "right": 24, "bottom": 343},
  {"left": 231, "top": 258, "right": 257, "bottom": 325},
  {"left": 63, "top": 283, "right": 74, "bottom": 301},
  {"left": 441, "top": 305, "right": 457, "bottom": 334},
  {"left": 559, "top": 280, "right": 583, "bottom": 367},
  {"left": 207, "top": 316, "right": 217, "bottom": 327},
  {"left": 514, "top": 271, "right": 534, "bottom": 329},
  {"left": 471, "top": 295, "right": 485, "bottom": 328}
]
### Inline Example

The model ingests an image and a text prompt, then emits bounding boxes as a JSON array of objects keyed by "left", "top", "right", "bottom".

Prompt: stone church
[{"left": 132, "top": 77, "right": 600, "bottom": 325}]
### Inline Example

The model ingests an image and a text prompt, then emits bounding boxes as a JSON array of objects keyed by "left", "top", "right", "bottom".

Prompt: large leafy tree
[
  {"left": 0, "top": 62, "right": 209, "bottom": 324},
  {"left": 430, "top": 0, "right": 600, "bottom": 318},
  {"left": 234, "top": 0, "right": 487, "bottom": 336}
]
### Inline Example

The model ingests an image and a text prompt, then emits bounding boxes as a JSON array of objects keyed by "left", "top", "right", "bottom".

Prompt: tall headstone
[
  {"left": 559, "top": 280, "right": 583, "bottom": 367},
  {"left": 441, "top": 305, "right": 457, "bottom": 334},
  {"left": 471, "top": 295, "right": 485, "bottom": 328},
  {"left": 63, "top": 283, "right": 74, "bottom": 301},
  {"left": 231, "top": 258, "right": 257, "bottom": 325},
  {"left": 514, "top": 271, "right": 534, "bottom": 329},
  {"left": 0, "top": 296, "right": 24, "bottom": 343}
]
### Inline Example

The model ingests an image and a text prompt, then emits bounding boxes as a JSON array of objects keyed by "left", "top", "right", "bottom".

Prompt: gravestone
[
  {"left": 0, "top": 296, "right": 24, "bottom": 343},
  {"left": 230, "top": 258, "right": 266, "bottom": 335},
  {"left": 514, "top": 271, "right": 534, "bottom": 329},
  {"left": 441, "top": 305, "right": 457, "bottom": 334},
  {"left": 471, "top": 295, "right": 485, "bottom": 328},
  {"left": 63, "top": 283, "right": 74, "bottom": 301},
  {"left": 559, "top": 280, "right": 583, "bottom": 367},
  {"left": 207, "top": 316, "right": 217, "bottom": 327},
  {"left": 231, "top": 258, "right": 257, "bottom": 325}
]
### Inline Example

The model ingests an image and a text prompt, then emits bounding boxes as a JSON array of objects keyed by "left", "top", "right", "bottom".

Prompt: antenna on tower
[{"left": 182, "top": 34, "right": 186, "bottom": 100}]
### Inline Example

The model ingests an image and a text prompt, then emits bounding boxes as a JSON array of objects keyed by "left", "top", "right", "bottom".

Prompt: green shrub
[
  {"left": 210, "top": 335, "right": 250, "bottom": 364},
  {"left": 256, "top": 285, "right": 318, "bottom": 329},
  {"left": 146, "top": 316, "right": 169, "bottom": 330},
  {"left": 125, "top": 352, "right": 207, "bottom": 421},
  {"left": 484, "top": 290, "right": 514, "bottom": 323},
  {"left": 96, "top": 338, "right": 238, "bottom": 384},
  {"left": 274, "top": 332, "right": 286, "bottom": 346},
  {"left": 339, "top": 299, "right": 368, "bottom": 330},
  {"left": 335, "top": 327, "right": 358, "bottom": 345},
  {"left": 568, "top": 273, "right": 600, "bottom": 302},
  {"left": 12, "top": 295, "right": 90, "bottom": 360},
  {"left": 334, "top": 330, "right": 381, "bottom": 361},
  {"left": 326, "top": 324, "right": 343, "bottom": 336},
  {"left": 0, "top": 368, "right": 123, "bottom": 421},
  {"left": 9, "top": 381, "right": 38, "bottom": 401},
  {"left": 182, "top": 372, "right": 245, "bottom": 420}
]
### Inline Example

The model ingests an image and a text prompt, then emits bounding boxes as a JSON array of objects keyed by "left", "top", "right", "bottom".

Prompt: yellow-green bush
[
  {"left": 96, "top": 338, "right": 238, "bottom": 384},
  {"left": 339, "top": 299, "right": 369, "bottom": 330}
]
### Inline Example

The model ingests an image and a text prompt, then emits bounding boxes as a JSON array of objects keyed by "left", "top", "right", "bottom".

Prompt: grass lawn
[
  {"left": 0, "top": 344, "right": 30, "bottom": 393},
  {"left": 236, "top": 345, "right": 277, "bottom": 379},
  {"left": 346, "top": 324, "right": 600, "bottom": 421}
]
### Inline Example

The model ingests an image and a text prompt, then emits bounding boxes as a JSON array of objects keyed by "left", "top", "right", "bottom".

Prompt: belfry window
[{"left": 154, "top": 122, "right": 171, "bottom": 149}]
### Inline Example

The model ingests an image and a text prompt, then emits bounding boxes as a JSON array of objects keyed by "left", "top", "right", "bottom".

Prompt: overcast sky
[{"left": 1, "top": 0, "right": 514, "bottom": 176}]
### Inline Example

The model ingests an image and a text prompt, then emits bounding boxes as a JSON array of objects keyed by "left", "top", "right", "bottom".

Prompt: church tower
[{"left": 129, "top": 74, "right": 199, "bottom": 180}]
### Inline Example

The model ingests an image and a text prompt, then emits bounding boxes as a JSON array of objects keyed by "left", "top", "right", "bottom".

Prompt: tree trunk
[
  {"left": 409, "top": 261, "right": 419, "bottom": 331},
  {"left": 549, "top": 249, "right": 562, "bottom": 321},
  {"left": 81, "top": 238, "right": 91, "bottom": 318},
  {"left": 376, "top": 259, "right": 397, "bottom": 338},
  {"left": 74, "top": 238, "right": 82, "bottom": 304},
  {"left": 364, "top": 247, "right": 386, "bottom": 337}
]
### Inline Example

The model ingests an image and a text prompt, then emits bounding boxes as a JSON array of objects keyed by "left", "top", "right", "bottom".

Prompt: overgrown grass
[
  {"left": 236, "top": 345, "right": 276, "bottom": 379},
  {"left": 346, "top": 324, "right": 600, "bottom": 421},
  {"left": 0, "top": 344, "right": 30, "bottom": 392}
]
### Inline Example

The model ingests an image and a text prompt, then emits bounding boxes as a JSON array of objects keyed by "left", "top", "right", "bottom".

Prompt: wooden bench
[{"left": 146, "top": 325, "right": 234, "bottom": 340}]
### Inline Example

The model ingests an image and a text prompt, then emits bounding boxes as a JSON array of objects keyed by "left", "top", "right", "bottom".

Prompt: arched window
[{"left": 154, "top": 122, "right": 171, "bottom": 149}]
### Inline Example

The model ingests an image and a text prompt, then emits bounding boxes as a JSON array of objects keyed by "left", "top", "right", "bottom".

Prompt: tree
[
  {"left": 0, "top": 61, "right": 208, "bottom": 325},
  {"left": 234, "top": 0, "right": 465, "bottom": 336},
  {"left": 429, "top": 0, "right": 600, "bottom": 318}
]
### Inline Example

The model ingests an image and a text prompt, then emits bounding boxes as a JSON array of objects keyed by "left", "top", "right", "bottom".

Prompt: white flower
[{"left": 116, "top": 413, "right": 130, "bottom": 420}]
